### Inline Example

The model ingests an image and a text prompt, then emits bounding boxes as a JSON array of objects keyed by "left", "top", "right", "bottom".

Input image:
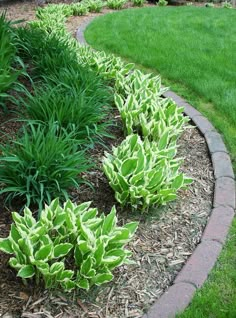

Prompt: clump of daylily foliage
[{"left": 0, "top": 199, "right": 138, "bottom": 291}]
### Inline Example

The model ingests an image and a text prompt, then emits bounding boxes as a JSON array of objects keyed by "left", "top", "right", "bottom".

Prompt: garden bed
[
  {"left": 0, "top": 2, "right": 215, "bottom": 318},
  {"left": 0, "top": 111, "right": 214, "bottom": 317}
]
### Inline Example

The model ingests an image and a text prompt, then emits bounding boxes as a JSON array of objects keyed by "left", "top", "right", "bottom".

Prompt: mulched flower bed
[
  {"left": 0, "top": 2, "right": 214, "bottom": 317},
  {"left": 0, "top": 106, "right": 214, "bottom": 317}
]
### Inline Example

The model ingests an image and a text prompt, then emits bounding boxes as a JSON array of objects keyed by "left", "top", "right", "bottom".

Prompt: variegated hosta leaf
[
  {"left": 0, "top": 199, "right": 138, "bottom": 292},
  {"left": 103, "top": 134, "right": 192, "bottom": 211}
]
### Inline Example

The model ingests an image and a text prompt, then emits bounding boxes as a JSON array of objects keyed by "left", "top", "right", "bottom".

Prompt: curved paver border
[{"left": 76, "top": 18, "right": 236, "bottom": 318}]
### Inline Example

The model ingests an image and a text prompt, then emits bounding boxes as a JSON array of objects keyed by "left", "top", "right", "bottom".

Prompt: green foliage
[
  {"left": 0, "top": 12, "right": 21, "bottom": 110},
  {"left": 103, "top": 134, "right": 192, "bottom": 211},
  {"left": 15, "top": 26, "right": 78, "bottom": 78},
  {"left": 205, "top": 2, "right": 215, "bottom": 7},
  {"left": 157, "top": 0, "right": 168, "bottom": 6},
  {"left": 77, "top": 45, "right": 135, "bottom": 80},
  {"left": 36, "top": 4, "right": 73, "bottom": 19},
  {"left": 107, "top": 0, "right": 127, "bottom": 9},
  {"left": 131, "top": 0, "right": 145, "bottom": 6},
  {"left": 115, "top": 69, "right": 164, "bottom": 97},
  {"left": 113, "top": 69, "right": 188, "bottom": 143},
  {"left": 0, "top": 123, "right": 90, "bottom": 210},
  {"left": 36, "top": 2, "right": 89, "bottom": 18},
  {"left": 71, "top": 3, "right": 89, "bottom": 16},
  {"left": 83, "top": 0, "right": 106, "bottom": 12},
  {"left": 114, "top": 92, "right": 189, "bottom": 143},
  {"left": 221, "top": 1, "right": 232, "bottom": 8},
  {"left": 20, "top": 67, "right": 112, "bottom": 145},
  {"left": 0, "top": 199, "right": 138, "bottom": 291}
]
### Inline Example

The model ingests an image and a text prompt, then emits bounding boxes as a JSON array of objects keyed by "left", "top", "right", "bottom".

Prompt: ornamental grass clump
[
  {"left": 103, "top": 134, "right": 192, "bottom": 211},
  {"left": 20, "top": 67, "right": 112, "bottom": 146},
  {"left": 0, "top": 13, "right": 22, "bottom": 110},
  {"left": 0, "top": 199, "right": 138, "bottom": 291},
  {"left": 0, "top": 123, "right": 90, "bottom": 210}
]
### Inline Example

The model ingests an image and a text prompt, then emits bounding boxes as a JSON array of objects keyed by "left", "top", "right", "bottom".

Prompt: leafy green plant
[
  {"left": 103, "top": 134, "right": 192, "bottom": 211},
  {"left": 0, "top": 12, "right": 21, "bottom": 110},
  {"left": 205, "top": 2, "right": 215, "bottom": 7},
  {"left": 114, "top": 93, "right": 189, "bottom": 143},
  {"left": 83, "top": 0, "right": 105, "bottom": 12},
  {"left": 113, "top": 69, "right": 188, "bottom": 143},
  {"left": 0, "top": 123, "right": 90, "bottom": 210},
  {"left": 71, "top": 3, "right": 89, "bottom": 15},
  {"left": 157, "top": 0, "right": 168, "bottom": 6},
  {"left": 77, "top": 44, "right": 135, "bottom": 80},
  {"left": 36, "top": 4, "right": 73, "bottom": 19},
  {"left": 0, "top": 199, "right": 138, "bottom": 291},
  {"left": 131, "top": 0, "right": 145, "bottom": 6},
  {"left": 221, "top": 1, "right": 232, "bottom": 8},
  {"left": 114, "top": 69, "right": 166, "bottom": 98},
  {"left": 20, "top": 67, "right": 112, "bottom": 146},
  {"left": 107, "top": 0, "right": 127, "bottom": 9},
  {"left": 15, "top": 26, "right": 78, "bottom": 78}
]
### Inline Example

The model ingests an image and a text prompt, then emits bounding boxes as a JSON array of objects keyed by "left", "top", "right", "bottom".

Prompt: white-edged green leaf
[
  {"left": 17, "top": 265, "right": 35, "bottom": 278},
  {"left": 0, "top": 238, "right": 13, "bottom": 254},
  {"left": 102, "top": 206, "right": 117, "bottom": 235},
  {"left": 121, "top": 158, "right": 138, "bottom": 177},
  {"left": 93, "top": 272, "right": 113, "bottom": 286},
  {"left": 123, "top": 222, "right": 139, "bottom": 236},
  {"left": 77, "top": 278, "right": 89, "bottom": 290},
  {"left": 35, "top": 244, "right": 52, "bottom": 261},
  {"left": 50, "top": 262, "right": 64, "bottom": 275},
  {"left": 54, "top": 243, "right": 73, "bottom": 258},
  {"left": 172, "top": 173, "right": 184, "bottom": 190}
]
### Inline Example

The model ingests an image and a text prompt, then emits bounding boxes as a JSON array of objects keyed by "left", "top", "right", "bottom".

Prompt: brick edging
[{"left": 76, "top": 18, "right": 236, "bottom": 318}]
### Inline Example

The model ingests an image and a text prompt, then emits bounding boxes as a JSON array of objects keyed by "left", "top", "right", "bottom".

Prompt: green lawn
[
  {"left": 85, "top": 6, "right": 236, "bottom": 317},
  {"left": 85, "top": 6, "right": 236, "bottom": 170}
]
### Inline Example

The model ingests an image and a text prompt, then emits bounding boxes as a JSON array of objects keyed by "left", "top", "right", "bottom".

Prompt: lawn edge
[{"left": 76, "top": 17, "right": 236, "bottom": 318}]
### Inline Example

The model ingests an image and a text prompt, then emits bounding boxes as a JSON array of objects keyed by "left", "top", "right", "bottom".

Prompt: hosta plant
[
  {"left": 36, "top": 4, "right": 73, "bottom": 19},
  {"left": 205, "top": 2, "right": 215, "bottom": 7},
  {"left": 131, "top": 0, "right": 145, "bottom": 6},
  {"left": 115, "top": 69, "right": 165, "bottom": 98},
  {"left": 103, "top": 134, "right": 192, "bottom": 211},
  {"left": 107, "top": 0, "right": 127, "bottom": 9},
  {"left": 157, "top": 0, "right": 168, "bottom": 6},
  {"left": 77, "top": 45, "right": 135, "bottom": 81},
  {"left": 114, "top": 93, "right": 189, "bottom": 144},
  {"left": 71, "top": 3, "right": 89, "bottom": 16},
  {"left": 0, "top": 199, "right": 138, "bottom": 291},
  {"left": 83, "top": 0, "right": 105, "bottom": 12},
  {"left": 221, "top": 1, "right": 232, "bottom": 8}
]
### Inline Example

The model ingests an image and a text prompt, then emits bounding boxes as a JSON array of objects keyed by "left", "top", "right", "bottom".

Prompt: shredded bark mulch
[{"left": 0, "top": 109, "right": 214, "bottom": 317}]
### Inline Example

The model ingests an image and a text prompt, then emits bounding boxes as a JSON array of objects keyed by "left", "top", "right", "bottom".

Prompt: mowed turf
[{"left": 85, "top": 6, "right": 236, "bottom": 170}]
